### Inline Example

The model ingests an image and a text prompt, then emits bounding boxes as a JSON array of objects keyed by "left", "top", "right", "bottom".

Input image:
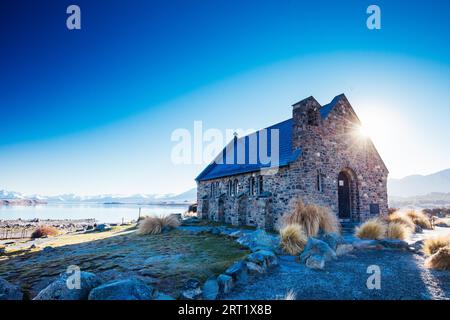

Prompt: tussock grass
[
  {"left": 31, "top": 225, "right": 60, "bottom": 239},
  {"left": 355, "top": 218, "right": 386, "bottom": 240},
  {"left": 137, "top": 215, "right": 180, "bottom": 235},
  {"left": 388, "top": 211, "right": 416, "bottom": 231},
  {"left": 406, "top": 210, "right": 432, "bottom": 230},
  {"left": 423, "top": 234, "right": 450, "bottom": 256},
  {"left": 283, "top": 289, "right": 296, "bottom": 300},
  {"left": 386, "top": 222, "right": 411, "bottom": 240},
  {"left": 425, "top": 245, "right": 450, "bottom": 271},
  {"left": 279, "top": 224, "right": 308, "bottom": 255},
  {"left": 282, "top": 199, "right": 339, "bottom": 237}
]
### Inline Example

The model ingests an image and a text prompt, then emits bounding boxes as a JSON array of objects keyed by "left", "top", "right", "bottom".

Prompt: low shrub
[
  {"left": 422, "top": 234, "right": 450, "bottom": 256},
  {"left": 282, "top": 199, "right": 339, "bottom": 237},
  {"left": 425, "top": 245, "right": 450, "bottom": 271},
  {"left": 279, "top": 224, "right": 308, "bottom": 255},
  {"left": 137, "top": 214, "right": 180, "bottom": 235},
  {"left": 355, "top": 218, "right": 386, "bottom": 240},
  {"left": 385, "top": 222, "right": 411, "bottom": 240},
  {"left": 387, "top": 211, "right": 415, "bottom": 231},
  {"left": 31, "top": 225, "right": 59, "bottom": 239},
  {"left": 406, "top": 210, "right": 432, "bottom": 230}
]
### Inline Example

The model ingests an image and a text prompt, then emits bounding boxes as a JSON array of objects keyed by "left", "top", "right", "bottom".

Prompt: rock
[
  {"left": 95, "top": 224, "right": 111, "bottom": 232},
  {"left": 247, "top": 250, "right": 278, "bottom": 268},
  {"left": 202, "top": 278, "right": 219, "bottom": 300},
  {"left": 182, "top": 217, "right": 200, "bottom": 225},
  {"left": 435, "top": 220, "right": 450, "bottom": 228},
  {"left": 217, "top": 274, "right": 233, "bottom": 294},
  {"left": 42, "top": 246, "right": 55, "bottom": 253},
  {"left": 300, "top": 238, "right": 337, "bottom": 263},
  {"left": 415, "top": 225, "right": 423, "bottom": 233},
  {"left": 29, "top": 244, "right": 36, "bottom": 250},
  {"left": 305, "top": 255, "right": 325, "bottom": 270},
  {"left": 320, "top": 233, "right": 345, "bottom": 251},
  {"left": 236, "top": 229, "right": 279, "bottom": 252},
  {"left": 181, "top": 279, "right": 202, "bottom": 300},
  {"left": 335, "top": 244, "right": 354, "bottom": 256},
  {"left": 351, "top": 239, "right": 382, "bottom": 250},
  {"left": 225, "top": 261, "right": 248, "bottom": 284},
  {"left": 246, "top": 261, "right": 266, "bottom": 274},
  {"left": 88, "top": 279, "right": 155, "bottom": 300},
  {"left": 154, "top": 292, "right": 175, "bottom": 300},
  {"left": 34, "top": 271, "right": 101, "bottom": 300},
  {"left": 229, "top": 230, "right": 244, "bottom": 238},
  {"left": 0, "top": 277, "right": 23, "bottom": 300},
  {"left": 409, "top": 240, "right": 424, "bottom": 253},
  {"left": 379, "top": 239, "right": 409, "bottom": 250}
]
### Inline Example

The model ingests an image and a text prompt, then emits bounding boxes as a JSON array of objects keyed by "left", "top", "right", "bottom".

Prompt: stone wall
[{"left": 197, "top": 95, "right": 389, "bottom": 229}]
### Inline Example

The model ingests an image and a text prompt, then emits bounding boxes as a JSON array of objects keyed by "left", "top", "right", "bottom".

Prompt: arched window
[
  {"left": 210, "top": 184, "right": 214, "bottom": 197},
  {"left": 258, "top": 176, "right": 263, "bottom": 194},
  {"left": 215, "top": 182, "right": 219, "bottom": 196},
  {"left": 233, "top": 179, "right": 239, "bottom": 196},
  {"left": 316, "top": 169, "right": 324, "bottom": 192},
  {"left": 228, "top": 180, "right": 232, "bottom": 196}
]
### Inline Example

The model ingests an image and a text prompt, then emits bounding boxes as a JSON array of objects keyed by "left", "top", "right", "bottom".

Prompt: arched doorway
[{"left": 338, "top": 171, "right": 351, "bottom": 219}]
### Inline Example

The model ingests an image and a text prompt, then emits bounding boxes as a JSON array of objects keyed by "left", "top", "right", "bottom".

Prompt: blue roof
[
  {"left": 196, "top": 95, "right": 342, "bottom": 181},
  {"left": 196, "top": 118, "right": 301, "bottom": 181}
]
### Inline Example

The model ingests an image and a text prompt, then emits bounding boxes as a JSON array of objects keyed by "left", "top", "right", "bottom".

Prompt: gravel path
[{"left": 224, "top": 249, "right": 450, "bottom": 300}]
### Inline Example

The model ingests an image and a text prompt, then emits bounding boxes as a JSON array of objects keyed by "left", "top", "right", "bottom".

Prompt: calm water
[{"left": 0, "top": 203, "right": 189, "bottom": 223}]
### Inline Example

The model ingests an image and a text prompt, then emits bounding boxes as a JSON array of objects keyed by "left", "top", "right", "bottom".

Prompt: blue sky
[{"left": 0, "top": 0, "right": 449, "bottom": 195}]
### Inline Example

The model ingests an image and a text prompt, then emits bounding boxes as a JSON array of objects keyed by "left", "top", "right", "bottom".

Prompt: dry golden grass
[
  {"left": 386, "top": 222, "right": 411, "bottom": 240},
  {"left": 137, "top": 215, "right": 181, "bottom": 235},
  {"left": 355, "top": 218, "right": 387, "bottom": 240},
  {"left": 283, "top": 289, "right": 296, "bottom": 300},
  {"left": 388, "top": 211, "right": 416, "bottom": 231},
  {"left": 406, "top": 210, "right": 432, "bottom": 230},
  {"left": 282, "top": 199, "right": 339, "bottom": 236},
  {"left": 279, "top": 224, "right": 308, "bottom": 255},
  {"left": 31, "top": 225, "right": 60, "bottom": 239},
  {"left": 422, "top": 234, "right": 450, "bottom": 256},
  {"left": 425, "top": 245, "right": 450, "bottom": 271}
]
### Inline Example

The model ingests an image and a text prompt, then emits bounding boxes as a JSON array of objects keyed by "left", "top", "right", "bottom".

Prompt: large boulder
[
  {"left": 335, "top": 244, "right": 354, "bottom": 256},
  {"left": 217, "top": 274, "right": 233, "bottom": 294},
  {"left": 225, "top": 261, "right": 248, "bottom": 284},
  {"left": 246, "top": 250, "right": 278, "bottom": 268},
  {"left": 236, "top": 229, "right": 279, "bottom": 252},
  {"left": 379, "top": 239, "right": 409, "bottom": 250},
  {"left": 34, "top": 271, "right": 101, "bottom": 300},
  {"left": 180, "top": 279, "right": 202, "bottom": 300},
  {"left": 300, "top": 238, "right": 337, "bottom": 263},
  {"left": 305, "top": 255, "right": 325, "bottom": 270},
  {"left": 88, "top": 279, "right": 155, "bottom": 300},
  {"left": 246, "top": 261, "right": 266, "bottom": 274},
  {"left": 202, "top": 278, "right": 219, "bottom": 300},
  {"left": 0, "top": 277, "right": 23, "bottom": 300},
  {"left": 320, "top": 233, "right": 345, "bottom": 251}
]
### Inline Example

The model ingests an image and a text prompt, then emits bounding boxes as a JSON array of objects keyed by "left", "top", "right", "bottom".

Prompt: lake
[{"left": 0, "top": 203, "right": 190, "bottom": 223}]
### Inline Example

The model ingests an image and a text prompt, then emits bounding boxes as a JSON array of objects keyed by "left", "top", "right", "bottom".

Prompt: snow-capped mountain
[{"left": 0, "top": 188, "right": 196, "bottom": 204}]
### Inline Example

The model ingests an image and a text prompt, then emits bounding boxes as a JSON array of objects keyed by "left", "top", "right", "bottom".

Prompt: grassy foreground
[{"left": 0, "top": 227, "right": 250, "bottom": 299}]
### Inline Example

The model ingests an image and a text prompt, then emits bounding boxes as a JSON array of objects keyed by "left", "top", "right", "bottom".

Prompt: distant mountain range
[
  {"left": 388, "top": 169, "right": 450, "bottom": 197},
  {"left": 0, "top": 188, "right": 197, "bottom": 205},
  {"left": 2, "top": 169, "right": 449, "bottom": 207}
]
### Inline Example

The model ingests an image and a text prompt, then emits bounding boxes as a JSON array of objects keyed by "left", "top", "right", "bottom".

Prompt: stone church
[{"left": 195, "top": 94, "right": 388, "bottom": 229}]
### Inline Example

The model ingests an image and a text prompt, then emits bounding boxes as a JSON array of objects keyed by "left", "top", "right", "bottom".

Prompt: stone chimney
[{"left": 292, "top": 96, "right": 322, "bottom": 150}]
